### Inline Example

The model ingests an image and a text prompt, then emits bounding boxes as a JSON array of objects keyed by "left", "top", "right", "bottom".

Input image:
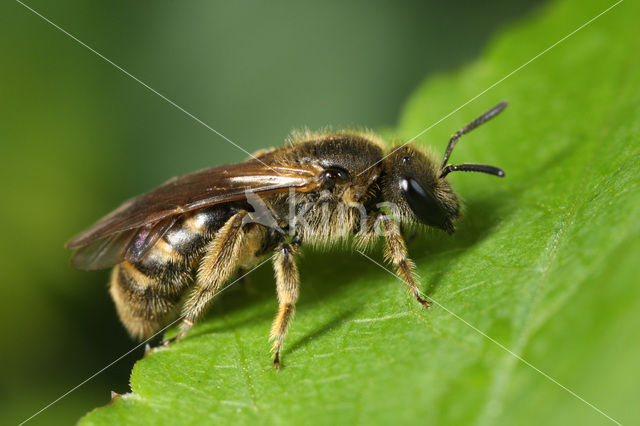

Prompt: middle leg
[{"left": 270, "top": 241, "right": 300, "bottom": 368}]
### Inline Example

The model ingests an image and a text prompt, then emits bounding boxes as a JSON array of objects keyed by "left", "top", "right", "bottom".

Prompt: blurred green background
[{"left": 0, "top": 0, "right": 562, "bottom": 424}]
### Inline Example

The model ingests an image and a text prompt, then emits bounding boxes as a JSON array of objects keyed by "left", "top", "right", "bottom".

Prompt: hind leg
[{"left": 172, "top": 211, "right": 248, "bottom": 341}]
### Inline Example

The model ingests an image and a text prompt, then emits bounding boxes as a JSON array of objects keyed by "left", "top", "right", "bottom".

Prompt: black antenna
[
  {"left": 440, "top": 163, "right": 505, "bottom": 178},
  {"left": 440, "top": 101, "right": 508, "bottom": 169}
]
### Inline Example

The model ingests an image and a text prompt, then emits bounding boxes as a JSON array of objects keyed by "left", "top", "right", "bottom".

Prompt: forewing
[
  {"left": 70, "top": 216, "right": 178, "bottom": 271},
  {"left": 67, "top": 159, "right": 323, "bottom": 269},
  {"left": 70, "top": 229, "right": 137, "bottom": 270}
]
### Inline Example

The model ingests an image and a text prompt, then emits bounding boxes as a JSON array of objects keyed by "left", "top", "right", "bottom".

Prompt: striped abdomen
[{"left": 110, "top": 206, "right": 232, "bottom": 338}]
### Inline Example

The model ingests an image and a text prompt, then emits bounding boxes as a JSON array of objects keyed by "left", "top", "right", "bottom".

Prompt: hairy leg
[
  {"left": 270, "top": 241, "right": 300, "bottom": 368},
  {"left": 172, "top": 210, "right": 248, "bottom": 341},
  {"left": 378, "top": 213, "right": 430, "bottom": 308}
]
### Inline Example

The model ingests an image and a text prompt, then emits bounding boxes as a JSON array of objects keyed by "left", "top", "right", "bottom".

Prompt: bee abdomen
[
  {"left": 161, "top": 206, "right": 232, "bottom": 258},
  {"left": 109, "top": 261, "right": 185, "bottom": 339},
  {"left": 110, "top": 207, "right": 232, "bottom": 338}
]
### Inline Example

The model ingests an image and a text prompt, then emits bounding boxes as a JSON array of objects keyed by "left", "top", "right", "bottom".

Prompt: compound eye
[
  {"left": 323, "top": 167, "right": 351, "bottom": 185},
  {"left": 399, "top": 177, "right": 453, "bottom": 232}
]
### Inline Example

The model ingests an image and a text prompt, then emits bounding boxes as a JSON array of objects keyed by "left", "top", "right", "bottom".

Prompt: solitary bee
[{"left": 67, "top": 102, "right": 507, "bottom": 367}]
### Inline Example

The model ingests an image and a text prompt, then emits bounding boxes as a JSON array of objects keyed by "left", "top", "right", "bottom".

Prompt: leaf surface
[{"left": 81, "top": 1, "right": 640, "bottom": 424}]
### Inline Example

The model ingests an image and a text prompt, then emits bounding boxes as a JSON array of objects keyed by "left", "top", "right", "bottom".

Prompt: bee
[{"left": 67, "top": 102, "right": 507, "bottom": 367}]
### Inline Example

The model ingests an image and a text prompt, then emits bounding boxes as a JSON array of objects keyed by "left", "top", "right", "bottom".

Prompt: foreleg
[{"left": 379, "top": 214, "right": 430, "bottom": 308}]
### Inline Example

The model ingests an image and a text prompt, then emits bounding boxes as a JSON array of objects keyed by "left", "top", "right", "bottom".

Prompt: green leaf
[{"left": 81, "top": 1, "right": 640, "bottom": 424}]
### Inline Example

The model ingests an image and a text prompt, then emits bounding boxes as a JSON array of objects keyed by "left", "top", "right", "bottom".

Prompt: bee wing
[
  {"left": 70, "top": 216, "right": 178, "bottom": 270},
  {"left": 67, "top": 160, "right": 324, "bottom": 270},
  {"left": 69, "top": 228, "right": 136, "bottom": 271}
]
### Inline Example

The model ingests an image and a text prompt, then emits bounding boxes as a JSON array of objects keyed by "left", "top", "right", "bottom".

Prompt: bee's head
[
  {"left": 383, "top": 146, "right": 461, "bottom": 233},
  {"left": 382, "top": 102, "right": 507, "bottom": 233}
]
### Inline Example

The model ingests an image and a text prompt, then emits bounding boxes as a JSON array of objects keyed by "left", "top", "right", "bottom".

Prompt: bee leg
[
  {"left": 177, "top": 211, "right": 248, "bottom": 341},
  {"left": 379, "top": 214, "right": 431, "bottom": 308},
  {"left": 161, "top": 318, "right": 194, "bottom": 346},
  {"left": 270, "top": 241, "right": 300, "bottom": 369}
]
